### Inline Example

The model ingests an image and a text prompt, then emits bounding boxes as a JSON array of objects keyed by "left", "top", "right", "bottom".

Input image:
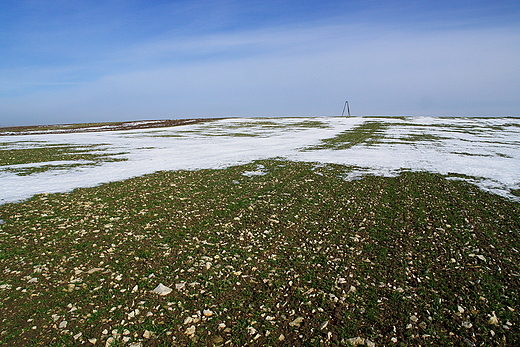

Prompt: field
[{"left": 0, "top": 117, "right": 519, "bottom": 346}]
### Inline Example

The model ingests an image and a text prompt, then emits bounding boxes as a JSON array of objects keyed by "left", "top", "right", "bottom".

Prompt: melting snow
[{"left": 1, "top": 116, "right": 519, "bottom": 204}]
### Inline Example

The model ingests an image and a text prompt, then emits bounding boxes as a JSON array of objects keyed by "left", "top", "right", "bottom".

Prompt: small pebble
[
  {"left": 213, "top": 336, "right": 224, "bottom": 343},
  {"left": 462, "top": 321, "right": 473, "bottom": 329}
]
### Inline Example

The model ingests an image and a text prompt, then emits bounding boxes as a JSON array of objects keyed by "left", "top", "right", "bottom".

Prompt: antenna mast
[{"left": 341, "top": 101, "right": 351, "bottom": 117}]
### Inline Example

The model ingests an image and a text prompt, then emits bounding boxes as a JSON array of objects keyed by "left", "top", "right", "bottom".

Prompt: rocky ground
[{"left": 0, "top": 159, "right": 518, "bottom": 346}]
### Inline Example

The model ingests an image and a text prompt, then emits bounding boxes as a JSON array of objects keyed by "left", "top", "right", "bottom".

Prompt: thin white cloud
[{"left": 1, "top": 17, "right": 519, "bottom": 125}]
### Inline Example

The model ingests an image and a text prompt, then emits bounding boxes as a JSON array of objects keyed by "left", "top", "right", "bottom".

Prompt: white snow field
[{"left": 1, "top": 116, "right": 519, "bottom": 204}]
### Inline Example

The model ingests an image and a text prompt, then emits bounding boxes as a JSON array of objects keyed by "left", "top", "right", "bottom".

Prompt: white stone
[
  {"left": 185, "top": 325, "right": 196, "bottom": 337},
  {"left": 152, "top": 283, "right": 172, "bottom": 296},
  {"left": 289, "top": 317, "right": 304, "bottom": 327},
  {"left": 488, "top": 312, "right": 499, "bottom": 325}
]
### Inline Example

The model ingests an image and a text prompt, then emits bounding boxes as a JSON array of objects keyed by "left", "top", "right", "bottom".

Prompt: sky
[{"left": 1, "top": 0, "right": 519, "bottom": 126}]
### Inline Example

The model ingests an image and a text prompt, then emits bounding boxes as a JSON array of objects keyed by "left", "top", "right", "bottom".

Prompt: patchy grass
[
  {"left": 304, "top": 122, "right": 388, "bottom": 150},
  {"left": 449, "top": 152, "right": 493, "bottom": 158},
  {"left": 397, "top": 134, "right": 448, "bottom": 142},
  {"left": 0, "top": 159, "right": 518, "bottom": 346},
  {"left": 363, "top": 116, "right": 408, "bottom": 121},
  {"left": 0, "top": 119, "right": 215, "bottom": 136},
  {"left": 0, "top": 122, "right": 125, "bottom": 134},
  {"left": 157, "top": 119, "right": 330, "bottom": 138},
  {"left": 0, "top": 143, "right": 127, "bottom": 175},
  {"left": 378, "top": 121, "right": 513, "bottom": 137}
]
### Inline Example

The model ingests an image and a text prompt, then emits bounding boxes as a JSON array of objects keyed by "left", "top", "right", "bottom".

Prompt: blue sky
[{"left": 1, "top": 0, "right": 519, "bottom": 126}]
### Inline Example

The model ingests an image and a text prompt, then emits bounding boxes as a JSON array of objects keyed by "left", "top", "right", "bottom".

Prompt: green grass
[
  {"left": 0, "top": 122, "right": 126, "bottom": 134},
  {"left": 398, "top": 134, "right": 447, "bottom": 142},
  {"left": 0, "top": 143, "right": 127, "bottom": 175},
  {"left": 303, "top": 122, "right": 388, "bottom": 150},
  {"left": 0, "top": 159, "right": 519, "bottom": 346}
]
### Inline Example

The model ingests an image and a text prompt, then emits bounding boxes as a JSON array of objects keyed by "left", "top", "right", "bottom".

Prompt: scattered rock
[
  {"left": 128, "top": 309, "right": 140, "bottom": 319},
  {"left": 88, "top": 338, "right": 97, "bottom": 344},
  {"left": 203, "top": 309, "right": 214, "bottom": 317},
  {"left": 278, "top": 334, "right": 285, "bottom": 341},
  {"left": 143, "top": 330, "right": 152, "bottom": 339},
  {"left": 175, "top": 282, "right": 185, "bottom": 290},
  {"left": 58, "top": 321, "right": 67, "bottom": 329}
]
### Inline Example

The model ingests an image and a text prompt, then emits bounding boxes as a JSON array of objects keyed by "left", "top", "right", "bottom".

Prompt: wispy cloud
[{"left": 1, "top": 1, "right": 519, "bottom": 125}]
